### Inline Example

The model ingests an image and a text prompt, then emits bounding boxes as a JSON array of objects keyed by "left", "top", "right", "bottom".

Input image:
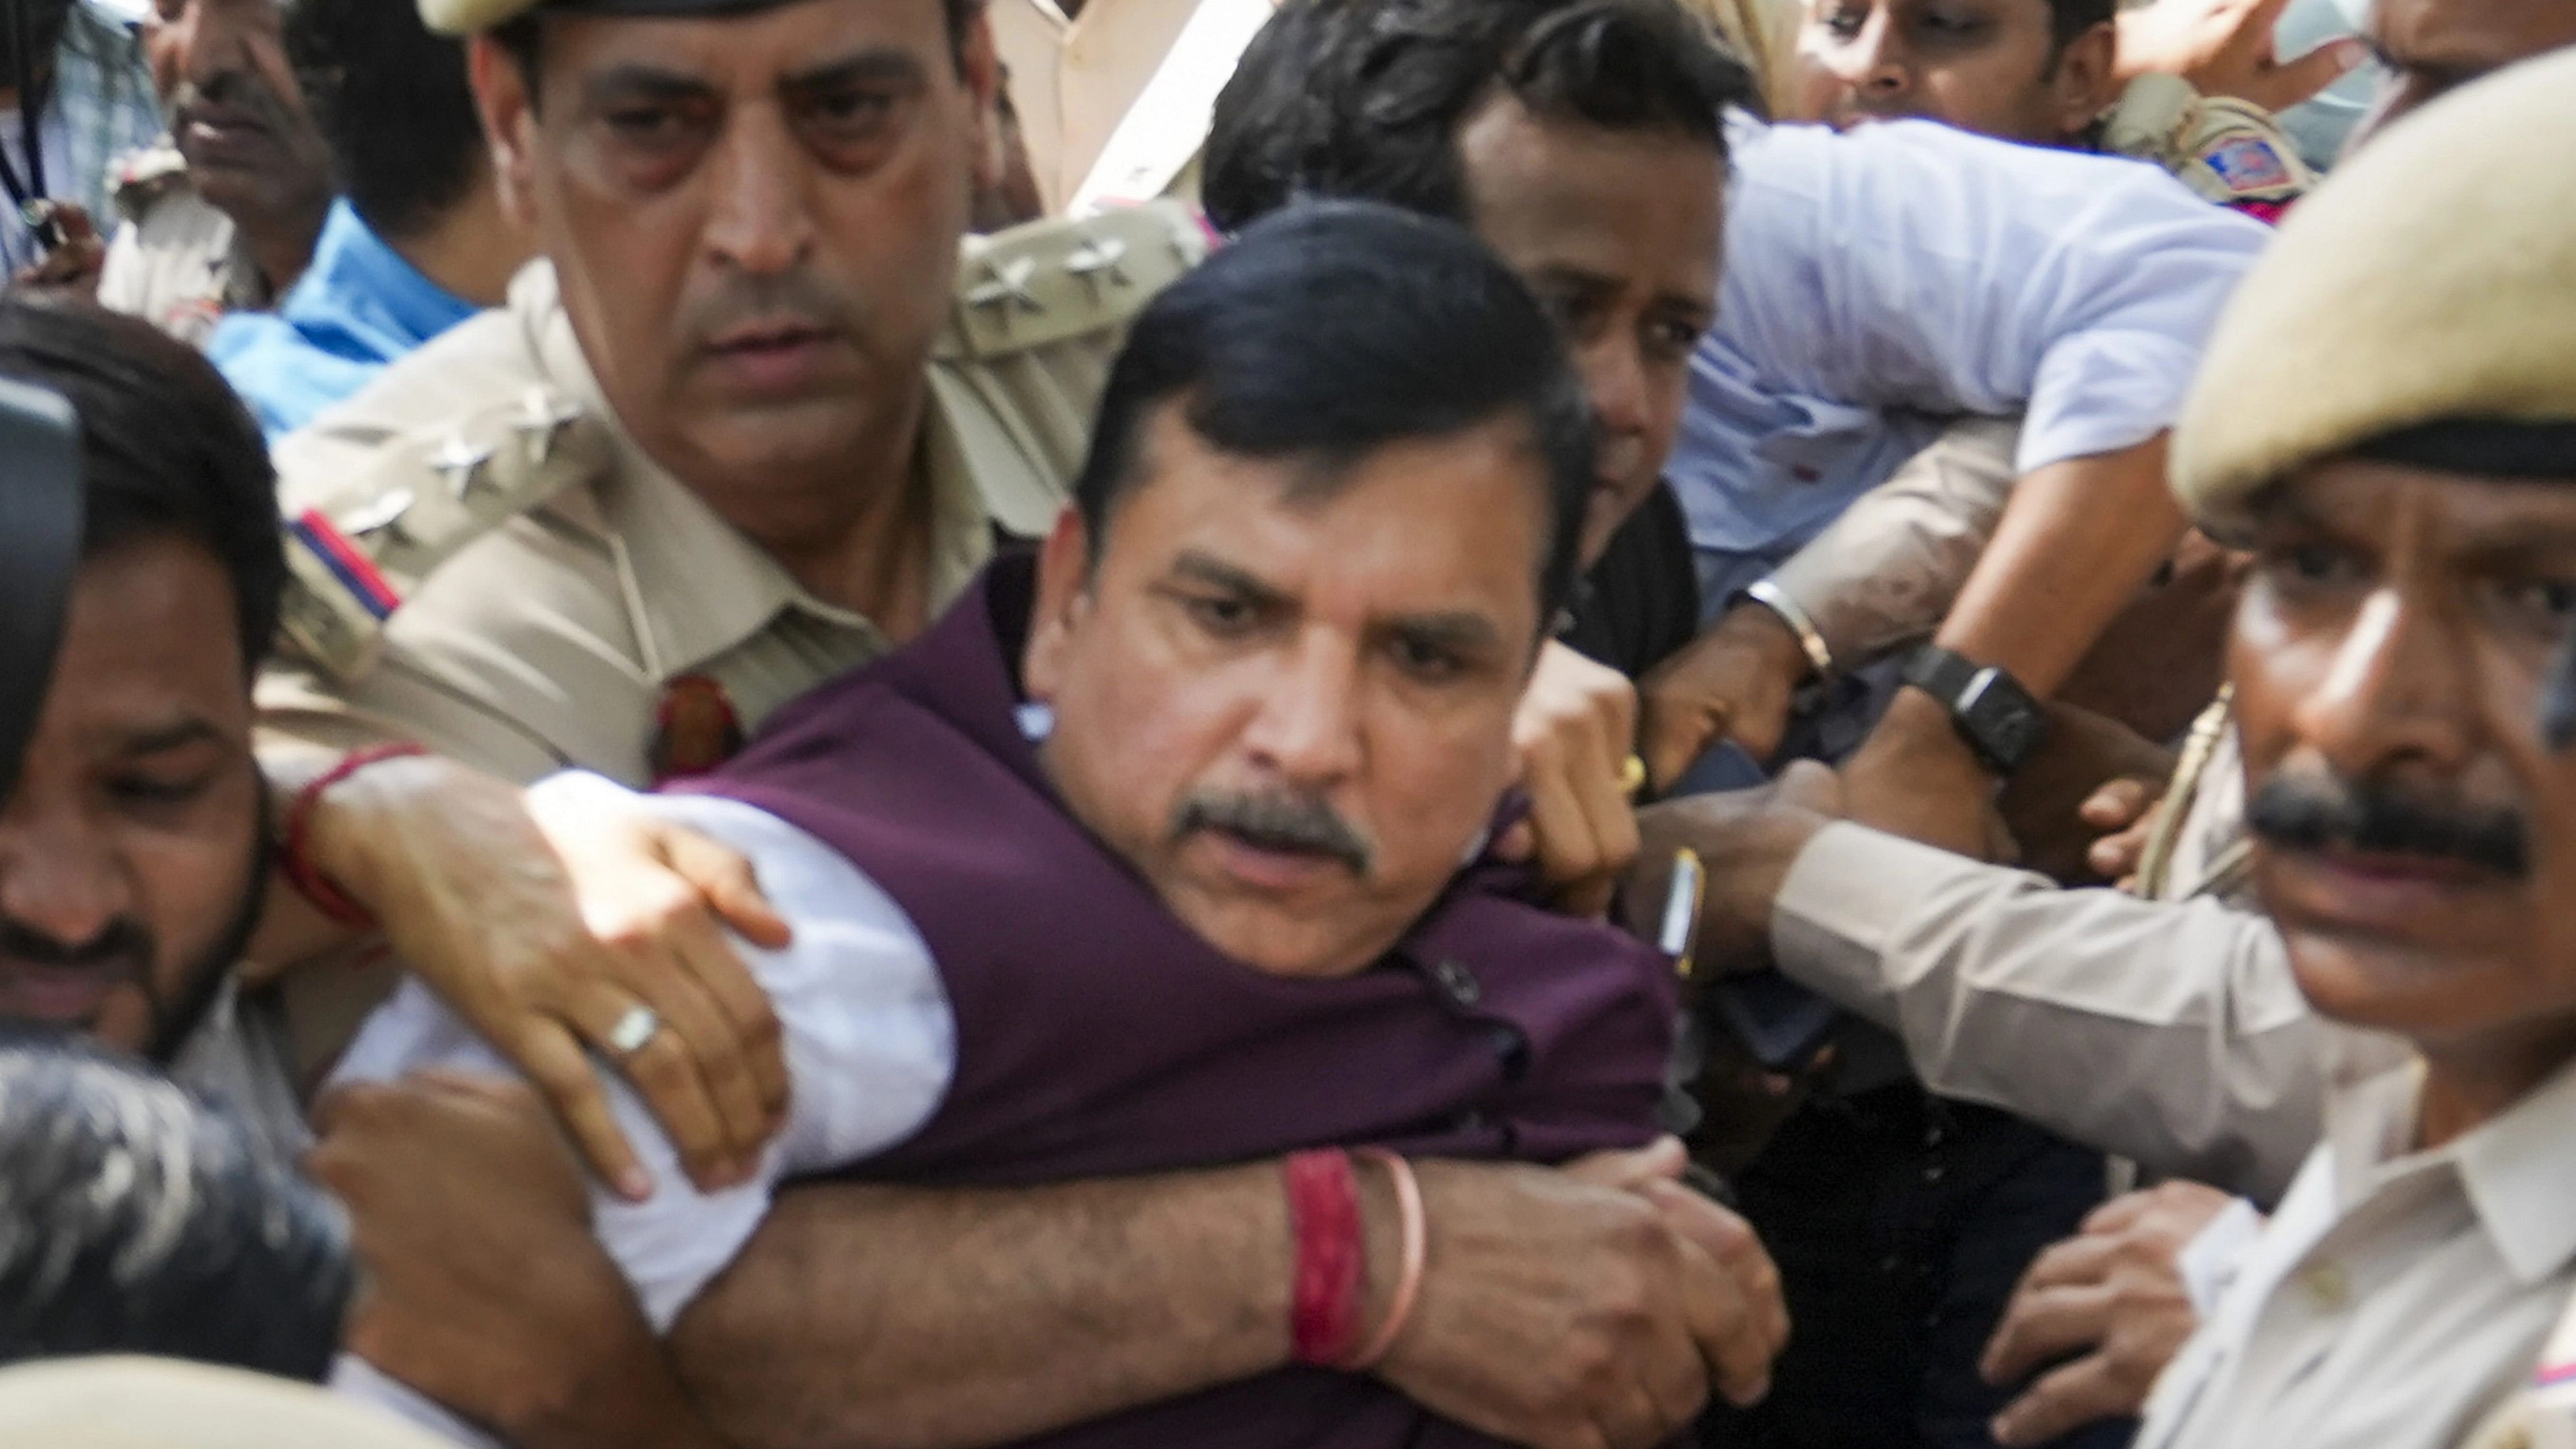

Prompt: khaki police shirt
[
  {"left": 256, "top": 201, "right": 1205, "bottom": 789},
  {"left": 2135, "top": 1057, "right": 2576, "bottom": 1449},
  {"left": 95, "top": 141, "right": 270, "bottom": 349},
  {"left": 2103, "top": 76, "right": 2317, "bottom": 213},
  {"left": 992, "top": 0, "right": 1278, "bottom": 216},
  {"left": 1767, "top": 813, "right": 2409, "bottom": 1203}
]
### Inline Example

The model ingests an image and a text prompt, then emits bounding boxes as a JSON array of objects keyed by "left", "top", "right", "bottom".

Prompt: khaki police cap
[
  {"left": 2170, "top": 47, "right": 2576, "bottom": 536},
  {"left": 420, "top": 0, "right": 800, "bottom": 37},
  {"left": 0, "top": 1357, "right": 460, "bottom": 1449}
]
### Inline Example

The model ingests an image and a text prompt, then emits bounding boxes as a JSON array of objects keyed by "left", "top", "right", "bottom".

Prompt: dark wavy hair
[
  {"left": 1074, "top": 200, "right": 1597, "bottom": 639},
  {"left": 1204, "top": 0, "right": 1755, "bottom": 233},
  {"left": 0, "top": 298, "right": 281, "bottom": 676},
  {"left": 287, "top": 0, "right": 486, "bottom": 242}
]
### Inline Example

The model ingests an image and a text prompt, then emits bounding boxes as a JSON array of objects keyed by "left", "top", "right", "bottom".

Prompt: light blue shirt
[
  {"left": 1674, "top": 117, "right": 2272, "bottom": 605},
  {"left": 210, "top": 200, "right": 481, "bottom": 440}
]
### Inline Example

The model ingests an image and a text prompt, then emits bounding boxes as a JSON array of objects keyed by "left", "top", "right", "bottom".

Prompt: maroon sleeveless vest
[{"left": 679, "top": 556, "right": 1678, "bottom": 1449}]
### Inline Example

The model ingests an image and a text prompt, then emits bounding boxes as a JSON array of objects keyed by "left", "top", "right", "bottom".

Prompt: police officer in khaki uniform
[
  {"left": 94, "top": 0, "right": 334, "bottom": 348},
  {"left": 260, "top": 205, "right": 1198, "bottom": 787},
  {"left": 257, "top": 0, "right": 1201, "bottom": 790},
  {"left": 1655, "top": 42, "right": 2576, "bottom": 1449}
]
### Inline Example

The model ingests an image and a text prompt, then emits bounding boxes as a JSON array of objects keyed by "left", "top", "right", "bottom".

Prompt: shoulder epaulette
[
  {"left": 939, "top": 199, "right": 1210, "bottom": 364},
  {"left": 107, "top": 140, "right": 188, "bottom": 223},
  {"left": 2103, "top": 76, "right": 2315, "bottom": 208},
  {"left": 277, "top": 385, "right": 613, "bottom": 680}
]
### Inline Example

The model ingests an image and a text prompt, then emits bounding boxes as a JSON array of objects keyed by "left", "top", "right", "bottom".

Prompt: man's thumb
[
  {"left": 1644, "top": 708, "right": 1723, "bottom": 793},
  {"left": 1565, "top": 1135, "right": 1689, "bottom": 1189}
]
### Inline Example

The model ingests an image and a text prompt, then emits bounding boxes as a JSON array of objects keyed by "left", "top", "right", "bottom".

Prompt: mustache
[
  {"left": 0, "top": 916, "right": 154, "bottom": 974},
  {"left": 172, "top": 67, "right": 296, "bottom": 132},
  {"left": 685, "top": 272, "right": 858, "bottom": 349},
  {"left": 1172, "top": 790, "right": 1375, "bottom": 877},
  {"left": 2248, "top": 771, "right": 2531, "bottom": 878}
]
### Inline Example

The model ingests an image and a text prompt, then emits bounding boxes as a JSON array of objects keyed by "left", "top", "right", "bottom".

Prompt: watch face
[{"left": 1958, "top": 670, "right": 2044, "bottom": 771}]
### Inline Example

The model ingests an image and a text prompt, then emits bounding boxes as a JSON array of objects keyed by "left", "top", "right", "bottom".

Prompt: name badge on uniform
[{"left": 650, "top": 674, "right": 745, "bottom": 786}]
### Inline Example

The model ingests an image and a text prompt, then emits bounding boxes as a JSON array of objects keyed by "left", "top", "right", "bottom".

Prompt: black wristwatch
[{"left": 1900, "top": 645, "right": 2048, "bottom": 775}]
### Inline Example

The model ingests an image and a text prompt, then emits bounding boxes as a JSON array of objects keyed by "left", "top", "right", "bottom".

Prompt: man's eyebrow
[
  {"left": 1651, "top": 291, "right": 1718, "bottom": 330},
  {"left": 781, "top": 47, "right": 929, "bottom": 94},
  {"left": 2248, "top": 485, "right": 2332, "bottom": 532},
  {"left": 582, "top": 64, "right": 719, "bottom": 111},
  {"left": 1384, "top": 612, "right": 1507, "bottom": 657},
  {"left": 96, "top": 719, "right": 224, "bottom": 757},
  {"left": 1168, "top": 550, "right": 1292, "bottom": 607},
  {"left": 1529, "top": 263, "right": 1620, "bottom": 298}
]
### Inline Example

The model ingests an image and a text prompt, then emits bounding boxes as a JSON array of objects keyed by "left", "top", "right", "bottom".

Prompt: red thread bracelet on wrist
[
  {"left": 1285, "top": 1148, "right": 1366, "bottom": 1367},
  {"left": 277, "top": 742, "right": 429, "bottom": 931}
]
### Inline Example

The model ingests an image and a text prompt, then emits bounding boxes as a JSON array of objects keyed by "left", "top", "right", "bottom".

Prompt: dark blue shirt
[{"left": 211, "top": 200, "right": 480, "bottom": 440}]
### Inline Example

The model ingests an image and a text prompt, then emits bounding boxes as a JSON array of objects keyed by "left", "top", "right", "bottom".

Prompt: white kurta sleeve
[{"left": 329, "top": 771, "right": 955, "bottom": 1442}]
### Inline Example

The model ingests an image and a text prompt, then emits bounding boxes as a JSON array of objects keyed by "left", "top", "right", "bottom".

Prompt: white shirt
[
  {"left": 328, "top": 771, "right": 958, "bottom": 1443},
  {"left": 2136, "top": 1056, "right": 2576, "bottom": 1449},
  {"left": 1675, "top": 117, "right": 2271, "bottom": 595}
]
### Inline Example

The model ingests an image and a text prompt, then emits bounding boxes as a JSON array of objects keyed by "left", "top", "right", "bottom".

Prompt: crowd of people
[{"left": 0, "top": 0, "right": 2572, "bottom": 1446}]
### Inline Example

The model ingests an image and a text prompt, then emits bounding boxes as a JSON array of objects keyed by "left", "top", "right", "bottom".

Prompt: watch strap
[
  {"left": 1901, "top": 642, "right": 1980, "bottom": 704},
  {"left": 1901, "top": 645, "right": 2047, "bottom": 774}
]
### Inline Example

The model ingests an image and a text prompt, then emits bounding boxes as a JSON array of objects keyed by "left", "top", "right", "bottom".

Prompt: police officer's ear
[
  {"left": 467, "top": 34, "right": 544, "bottom": 231},
  {"left": 2049, "top": 20, "right": 2122, "bottom": 139},
  {"left": 955, "top": 4, "right": 1004, "bottom": 195},
  {"left": 1022, "top": 505, "right": 1095, "bottom": 704}
]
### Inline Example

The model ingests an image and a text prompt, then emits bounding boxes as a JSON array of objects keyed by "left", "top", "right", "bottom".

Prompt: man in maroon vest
[{"left": 323, "top": 202, "right": 1786, "bottom": 1449}]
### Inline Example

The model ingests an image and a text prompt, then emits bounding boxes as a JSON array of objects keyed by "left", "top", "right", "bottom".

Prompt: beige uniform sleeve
[
  {"left": 254, "top": 654, "right": 570, "bottom": 786},
  {"left": 1761, "top": 416, "right": 2018, "bottom": 669},
  {"left": 1769, "top": 821, "right": 2334, "bottom": 1203}
]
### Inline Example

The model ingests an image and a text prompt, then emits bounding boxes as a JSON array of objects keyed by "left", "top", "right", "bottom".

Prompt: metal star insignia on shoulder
[
  {"left": 431, "top": 437, "right": 495, "bottom": 501},
  {"left": 967, "top": 255, "right": 1047, "bottom": 324},
  {"left": 512, "top": 387, "right": 584, "bottom": 468}
]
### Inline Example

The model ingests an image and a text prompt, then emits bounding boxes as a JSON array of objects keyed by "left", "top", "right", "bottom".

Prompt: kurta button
[{"left": 1432, "top": 958, "right": 1482, "bottom": 1006}]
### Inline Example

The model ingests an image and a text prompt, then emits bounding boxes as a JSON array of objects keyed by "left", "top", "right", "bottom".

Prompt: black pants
[{"left": 1699, "top": 1085, "right": 2137, "bottom": 1449}]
